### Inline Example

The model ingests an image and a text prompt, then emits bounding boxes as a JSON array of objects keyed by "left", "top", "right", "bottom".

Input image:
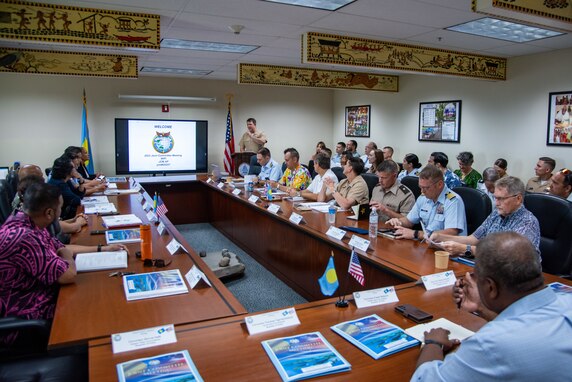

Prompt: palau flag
[
  {"left": 81, "top": 89, "right": 94, "bottom": 174},
  {"left": 318, "top": 256, "right": 339, "bottom": 296}
]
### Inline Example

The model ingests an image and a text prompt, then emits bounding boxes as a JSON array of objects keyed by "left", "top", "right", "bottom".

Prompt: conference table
[{"left": 48, "top": 183, "right": 247, "bottom": 349}]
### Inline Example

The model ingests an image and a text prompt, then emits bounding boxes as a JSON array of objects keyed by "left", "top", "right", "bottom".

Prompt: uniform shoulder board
[
  {"left": 399, "top": 184, "right": 411, "bottom": 194},
  {"left": 446, "top": 192, "right": 456, "bottom": 200}
]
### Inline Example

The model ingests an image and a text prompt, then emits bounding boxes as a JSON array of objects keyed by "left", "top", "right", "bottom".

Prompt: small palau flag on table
[{"left": 318, "top": 256, "right": 339, "bottom": 296}]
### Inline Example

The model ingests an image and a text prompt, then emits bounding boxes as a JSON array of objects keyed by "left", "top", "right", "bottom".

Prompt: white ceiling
[{"left": 4, "top": 0, "right": 572, "bottom": 80}]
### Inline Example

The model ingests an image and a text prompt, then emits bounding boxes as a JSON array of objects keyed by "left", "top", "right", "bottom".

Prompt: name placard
[
  {"left": 349, "top": 235, "right": 370, "bottom": 252},
  {"left": 136, "top": 194, "right": 144, "bottom": 203},
  {"left": 185, "top": 266, "right": 212, "bottom": 289},
  {"left": 326, "top": 226, "right": 346, "bottom": 241},
  {"left": 146, "top": 210, "right": 158, "bottom": 223},
  {"left": 217, "top": 182, "right": 225, "bottom": 189},
  {"left": 157, "top": 221, "right": 167, "bottom": 235},
  {"left": 267, "top": 204, "right": 281, "bottom": 214},
  {"left": 232, "top": 188, "right": 242, "bottom": 196},
  {"left": 111, "top": 324, "right": 177, "bottom": 354},
  {"left": 166, "top": 238, "right": 182, "bottom": 255},
  {"left": 245, "top": 307, "right": 300, "bottom": 335},
  {"left": 421, "top": 271, "right": 457, "bottom": 291},
  {"left": 353, "top": 286, "right": 399, "bottom": 309},
  {"left": 248, "top": 195, "right": 259, "bottom": 204},
  {"left": 142, "top": 202, "right": 152, "bottom": 212},
  {"left": 289, "top": 212, "right": 304, "bottom": 225},
  {"left": 206, "top": 178, "right": 213, "bottom": 184}
]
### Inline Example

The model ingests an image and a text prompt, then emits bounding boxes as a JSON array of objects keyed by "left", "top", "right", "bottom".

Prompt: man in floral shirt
[{"left": 271, "top": 148, "right": 311, "bottom": 193}]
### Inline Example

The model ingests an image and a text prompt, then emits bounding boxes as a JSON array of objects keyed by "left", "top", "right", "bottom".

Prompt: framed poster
[
  {"left": 345, "top": 105, "right": 370, "bottom": 137},
  {"left": 547, "top": 91, "right": 572, "bottom": 146},
  {"left": 418, "top": 100, "right": 461, "bottom": 143}
]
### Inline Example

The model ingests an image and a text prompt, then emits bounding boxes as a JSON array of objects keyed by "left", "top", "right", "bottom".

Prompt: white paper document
[
  {"left": 75, "top": 251, "right": 128, "bottom": 272},
  {"left": 421, "top": 271, "right": 457, "bottom": 291},
  {"left": 83, "top": 202, "right": 117, "bottom": 214},
  {"left": 101, "top": 214, "right": 142, "bottom": 228},
  {"left": 353, "top": 286, "right": 399, "bottom": 309},
  {"left": 406, "top": 318, "right": 474, "bottom": 343},
  {"left": 81, "top": 196, "right": 109, "bottom": 205},
  {"left": 111, "top": 324, "right": 177, "bottom": 354},
  {"left": 245, "top": 307, "right": 300, "bottom": 335}
]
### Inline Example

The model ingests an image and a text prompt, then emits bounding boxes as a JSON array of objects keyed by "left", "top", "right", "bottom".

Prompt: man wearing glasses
[
  {"left": 429, "top": 176, "right": 540, "bottom": 257},
  {"left": 386, "top": 165, "right": 466, "bottom": 241},
  {"left": 548, "top": 168, "right": 572, "bottom": 202}
]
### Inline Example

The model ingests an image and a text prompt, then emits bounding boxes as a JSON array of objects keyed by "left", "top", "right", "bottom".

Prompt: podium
[{"left": 231, "top": 151, "right": 256, "bottom": 176}]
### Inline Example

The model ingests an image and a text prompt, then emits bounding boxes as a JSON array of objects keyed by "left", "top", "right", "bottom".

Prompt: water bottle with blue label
[{"left": 369, "top": 207, "right": 378, "bottom": 238}]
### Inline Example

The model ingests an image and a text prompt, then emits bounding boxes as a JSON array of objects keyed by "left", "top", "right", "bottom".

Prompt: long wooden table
[
  {"left": 48, "top": 185, "right": 246, "bottom": 349},
  {"left": 88, "top": 282, "right": 486, "bottom": 381},
  {"left": 141, "top": 176, "right": 474, "bottom": 301}
]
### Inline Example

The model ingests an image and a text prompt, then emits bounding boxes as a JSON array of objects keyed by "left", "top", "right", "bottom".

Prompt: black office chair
[
  {"left": 453, "top": 186, "right": 492, "bottom": 235},
  {"left": 401, "top": 176, "right": 421, "bottom": 200},
  {"left": 0, "top": 317, "right": 88, "bottom": 382},
  {"left": 361, "top": 173, "right": 379, "bottom": 200},
  {"left": 331, "top": 167, "right": 346, "bottom": 182},
  {"left": 524, "top": 193, "right": 572, "bottom": 277},
  {"left": 5, "top": 170, "right": 18, "bottom": 201},
  {"left": 247, "top": 154, "right": 261, "bottom": 176},
  {"left": 0, "top": 179, "right": 13, "bottom": 225}
]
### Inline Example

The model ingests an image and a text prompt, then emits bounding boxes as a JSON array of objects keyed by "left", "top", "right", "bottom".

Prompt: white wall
[
  {"left": 0, "top": 75, "right": 333, "bottom": 175},
  {"left": 332, "top": 47, "right": 572, "bottom": 181},
  {"left": 1, "top": 47, "right": 570, "bottom": 181}
]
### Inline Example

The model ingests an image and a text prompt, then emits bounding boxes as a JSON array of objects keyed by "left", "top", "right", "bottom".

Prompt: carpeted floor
[{"left": 176, "top": 223, "right": 307, "bottom": 312}]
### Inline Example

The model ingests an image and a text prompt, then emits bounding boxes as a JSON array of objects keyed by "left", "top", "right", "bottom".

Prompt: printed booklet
[
  {"left": 548, "top": 281, "right": 572, "bottom": 295},
  {"left": 75, "top": 251, "right": 128, "bottom": 272},
  {"left": 106, "top": 228, "right": 141, "bottom": 244},
  {"left": 116, "top": 350, "right": 203, "bottom": 382},
  {"left": 123, "top": 269, "right": 189, "bottom": 301},
  {"left": 101, "top": 214, "right": 142, "bottom": 228},
  {"left": 331, "top": 314, "right": 420, "bottom": 359},
  {"left": 261, "top": 332, "right": 351, "bottom": 381}
]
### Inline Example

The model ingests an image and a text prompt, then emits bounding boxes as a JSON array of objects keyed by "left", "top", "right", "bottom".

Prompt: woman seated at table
[
  {"left": 398, "top": 153, "right": 422, "bottom": 181},
  {"left": 494, "top": 158, "right": 508, "bottom": 178},
  {"left": 318, "top": 157, "right": 369, "bottom": 209},
  {"left": 454, "top": 151, "right": 481, "bottom": 188},
  {"left": 367, "top": 149, "right": 384, "bottom": 174}
]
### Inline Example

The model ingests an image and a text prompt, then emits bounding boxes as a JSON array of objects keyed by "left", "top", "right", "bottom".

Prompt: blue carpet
[{"left": 176, "top": 223, "right": 307, "bottom": 312}]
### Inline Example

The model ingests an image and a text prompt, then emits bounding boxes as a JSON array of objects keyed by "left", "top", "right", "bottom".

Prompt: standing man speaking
[{"left": 239, "top": 117, "right": 267, "bottom": 152}]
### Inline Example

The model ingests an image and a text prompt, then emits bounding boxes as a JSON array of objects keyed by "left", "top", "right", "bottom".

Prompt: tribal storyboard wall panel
[
  {"left": 477, "top": 0, "right": 572, "bottom": 24},
  {"left": 0, "top": 0, "right": 160, "bottom": 49},
  {"left": 302, "top": 32, "right": 507, "bottom": 81},
  {"left": 239, "top": 63, "right": 398, "bottom": 92},
  {"left": 0, "top": 47, "right": 138, "bottom": 77}
]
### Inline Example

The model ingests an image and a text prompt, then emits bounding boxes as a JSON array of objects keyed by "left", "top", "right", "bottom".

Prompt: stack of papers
[
  {"left": 83, "top": 202, "right": 117, "bottom": 214},
  {"left": 262, "top": 332, "right": 351, "bottom": 381},
  {"left": 405, "top": 318, "right": 475, "bottom": 343},
  {"left": 81, "top": 196, "right": 109, "bottom": 205},
  {"left": 75, "top": 251, "right": 128, "bottom": 272},
  {"left": 101, "top": 214, "right": 142, "bottom": 228},
  {"left": 123, "top": 269, "right": 189, "bottom": 301},
  {"left": 331, "top": 314, "right": 419, "bottom": 359}
]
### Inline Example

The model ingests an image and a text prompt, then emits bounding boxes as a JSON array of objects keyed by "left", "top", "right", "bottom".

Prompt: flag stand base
[{"left": 335, "top": 299, "right": 348, "bottom": 308}]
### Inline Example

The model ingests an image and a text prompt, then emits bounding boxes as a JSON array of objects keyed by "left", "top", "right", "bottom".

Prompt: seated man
[
  {"left": 476, "top": 167, "right": 499, "bottom": 204},
  {"left": 430, "top": 176, "right": 540, "bottom": 256},
  {"left": 0, "top": 183, "right": 77, "bottom": 346},
  {"left": 548, "top": 168, "right": 572, "bottom": 202},
  {"left": 412, "top": 232, "right": 572, "bottom": 381},
  {"left": 63, "top": 147, "right": 106, "bottom": 195},
  {"left": 331, "top": 141, "right": 346, "bottom": 168},
  {"left": 428, "top": 152, "right": 462, "bottom": 190},
  {"left": 319, "top": 157, "right": 369, "bottom": 209},
  {"left": 382, "top": 146, "right": 394, "bottom": 161},
  {"left": 293, "top": 152, "right": 338, "bottom": 201},
  {"left": 387, "top": 165, "right": 466, "bottom": 240},
  {"left": 270, "top": 148, "right": 311, "bottom": 192},
  {"left": 47, "top": 156, "right": 84, "bottom": 220},
  {"left": 254, "top": 147, "right": 281, "bottom": 183},
  {"left": 526, "top": 156, "right": 555, "bottom": 193},
  {"left": 370, "top": 160, "right": 415, "bottom": 222},
  {"left": 346, "top": 139, "right": 360, "bottom": 158}
]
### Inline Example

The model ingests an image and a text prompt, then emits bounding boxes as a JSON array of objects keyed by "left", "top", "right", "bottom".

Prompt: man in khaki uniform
[
  {"left": 370, "top": 160, "right": 415, "bottom": 222},
  {"left": 320, "top": 157, "right": 369, "bottom": 209},
  {"left": 239, "top": 117, "right": 267, "bottom": 152},
  {"left": 526, "top": 156, "right": 555, "bottom": 193}
]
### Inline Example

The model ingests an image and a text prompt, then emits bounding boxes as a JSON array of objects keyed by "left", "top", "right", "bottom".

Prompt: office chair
[
  {"left": 0, "top": 317, "right": 88, "bottom": 382},
  {"left": 0, "top": 179, "right": 13, "bottom": 224},
  {"left": 247, "top": 154, "right": 261, "bottom": 176},
  {"left": 401, "top": 176, "right": 421, "bottom": 200},
  {"left": 331, "top": 167, "right": 346, "bottom": 182},
  {"left": 5, "top": 170, "right": 18, "bottom": 201},
  {"left": 524, "top": 193, "right": 572, "bottom": 277},
  {"left": 361, "top": 173, "right": 379, "bottom": 200},
  {"left": 453, "top": 186, "right": 492, "bottom": 235}
]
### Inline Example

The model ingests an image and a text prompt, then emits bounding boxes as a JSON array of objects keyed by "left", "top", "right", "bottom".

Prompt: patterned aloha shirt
[
  {"left": 454, "top": 168, "right": 482, "bottom": 189},
  {"left": 280, "top": 165, "right": 311, "bottom": 191}
]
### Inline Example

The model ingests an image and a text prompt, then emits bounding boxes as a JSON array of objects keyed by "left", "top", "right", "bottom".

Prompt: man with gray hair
[
  {"left": 430, "top": 176, "right": 540, "bottom": 257},
  {"left": 370, "top": 160, "right": 415, "bottom": 222},
  {"left": 476, "top": 167, "right": 500, "bottom": 203},
  {"left": 412, "top": 232, "right": 572, "bottom": 381}
]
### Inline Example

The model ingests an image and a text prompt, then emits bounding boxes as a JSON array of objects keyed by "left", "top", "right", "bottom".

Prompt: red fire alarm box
[{"left": 162, "top": 104, "right": 169, "bottom": 112}]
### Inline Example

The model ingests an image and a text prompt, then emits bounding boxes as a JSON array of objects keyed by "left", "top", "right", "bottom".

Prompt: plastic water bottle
[
  {"left": 369, "top": 207, "right": 378, "bottom": 238},
  {"left": 328, "top": 201, "right": 336, "bottom": 224}
]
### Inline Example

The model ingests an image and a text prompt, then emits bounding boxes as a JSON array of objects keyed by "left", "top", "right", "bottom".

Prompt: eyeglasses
[
  {"left": 419, "top": 180, "right": 440, "bottom": 191},
  {"left": 143, "top": 259, "right": 172, "bottom": 268},
  {"left": 559, "top": 168, "right": 570, "bottom": 175},
  {"left": 495, "top": 194, "right": 519, "bottom": 202}
]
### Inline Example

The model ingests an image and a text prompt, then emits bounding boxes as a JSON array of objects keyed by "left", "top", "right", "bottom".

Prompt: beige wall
[
  {"left": 333, "top": 48, "right": 572, "bottom": 181},
  {"left": 1, "top": 47, "right": 570, "bottom": 181}
]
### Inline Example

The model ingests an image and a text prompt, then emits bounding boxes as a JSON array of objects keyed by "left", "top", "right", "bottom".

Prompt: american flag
[
  {"left": 348, "top": 249, "right": 365, "bottom": 286},
  {"left": 224, "top": 102, "right": 235, "bottom": 174},
  {"left": 156, "top": 194, "right": 168, "bottom": 218}
]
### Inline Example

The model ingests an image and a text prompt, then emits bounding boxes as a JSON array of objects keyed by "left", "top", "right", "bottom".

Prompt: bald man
[{"left": 11, "top": 164, "right": 44, "bottom": 209}]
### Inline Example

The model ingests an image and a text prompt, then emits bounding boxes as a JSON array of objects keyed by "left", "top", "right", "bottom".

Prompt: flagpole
[{"left": 335, "top": 248, "right": 351, "bottom": 308}]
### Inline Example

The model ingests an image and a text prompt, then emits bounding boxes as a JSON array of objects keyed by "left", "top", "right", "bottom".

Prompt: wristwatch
[
  {"left": 424, "top": 339, "right": 444, "bottom": 350},
  {"left": 464, "top": 244, "right": 472, "bottom": 257},
  {"left": 413, "top": 230, "right": 419, "bottom": 240}
]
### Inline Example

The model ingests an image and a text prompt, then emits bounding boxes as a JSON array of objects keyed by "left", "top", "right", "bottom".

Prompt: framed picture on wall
[
  {"left": 345, "top": 105, "right": 370, "bottom": 137},
  {"left": 547, "top": 91, "right": 572, "bottom": 146},
  {"left": 418, "top": 100, "right": 461, "bottom": 143}
]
